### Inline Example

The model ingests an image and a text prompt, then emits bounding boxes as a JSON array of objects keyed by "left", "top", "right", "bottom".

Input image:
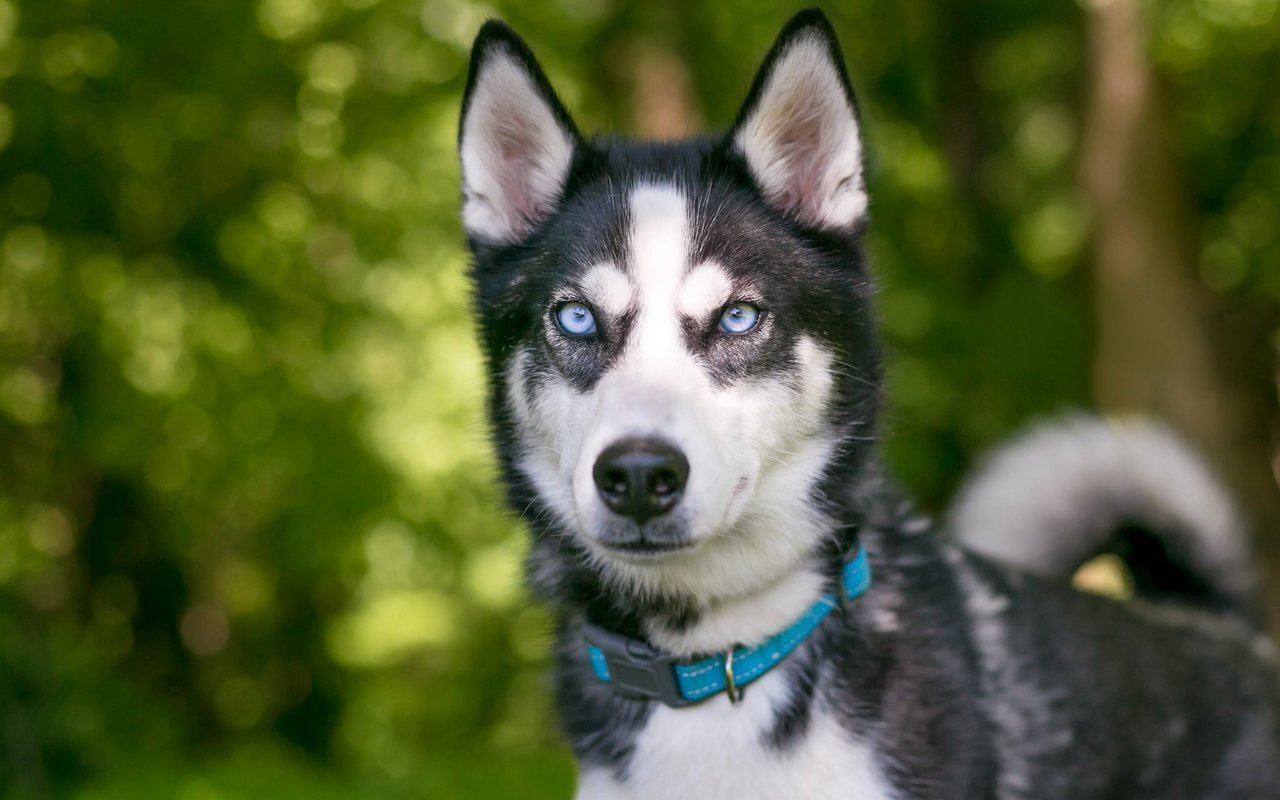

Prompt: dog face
[{"left": 462, "top": 13, "right": 881, "bottom": 603}]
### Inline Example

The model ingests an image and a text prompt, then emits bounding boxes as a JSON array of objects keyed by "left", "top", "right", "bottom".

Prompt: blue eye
[
  {"left": 718, "top": 303, "right": 761, "bottom": 334},
  {"left": 555, "top": 302, "right": 597, "bottom": 336}
]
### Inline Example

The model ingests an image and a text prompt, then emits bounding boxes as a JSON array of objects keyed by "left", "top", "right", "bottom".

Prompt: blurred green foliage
[{"left": 0, "top": 0, "right": 1275, "bottom": 797}]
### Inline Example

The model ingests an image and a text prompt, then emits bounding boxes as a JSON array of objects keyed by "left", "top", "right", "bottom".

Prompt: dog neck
[
  {"left": 641, "top": 565, "right": 833, "bottom": 657},
  {"left": 544, "top": 509, "right": 875, "bottom": 661}
]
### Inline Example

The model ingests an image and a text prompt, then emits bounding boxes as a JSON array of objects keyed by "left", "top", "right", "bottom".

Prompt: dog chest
[{"left": 574, "top": 669, "right": 896, "bottom": 800}]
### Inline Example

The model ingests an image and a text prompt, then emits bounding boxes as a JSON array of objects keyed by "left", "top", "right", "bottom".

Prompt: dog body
[{"left": 459, "top": 11, "right": 1280, "bottom": 799}]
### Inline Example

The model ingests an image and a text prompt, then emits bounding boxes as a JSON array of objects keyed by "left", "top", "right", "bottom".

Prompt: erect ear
[
  {"left": 459, "top": 21, "right": 580, "bottom": 244},
  {"left": 728, "top": 10, "right": 867, "bottom": 231}
]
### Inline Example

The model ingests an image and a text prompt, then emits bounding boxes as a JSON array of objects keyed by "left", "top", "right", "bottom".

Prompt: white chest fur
[{"left": 573, "top": 669, "right": 896, "bottom": 800}]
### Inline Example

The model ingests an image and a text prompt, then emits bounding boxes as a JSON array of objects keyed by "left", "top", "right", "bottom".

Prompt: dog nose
[{"left": 593, "top": 439, "right": 689, "bottom": 524}]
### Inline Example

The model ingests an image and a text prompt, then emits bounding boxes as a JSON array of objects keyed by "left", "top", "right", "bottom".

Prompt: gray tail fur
[{"left": 947, "top": 416, "right": 1262, "bottom": 626}]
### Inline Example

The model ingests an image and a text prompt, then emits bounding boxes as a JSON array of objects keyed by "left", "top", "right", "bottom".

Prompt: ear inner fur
[
  {"left": 458, "top": 21, "right": 581, "bottom": 244},
  {"left": 729, "top": 11, "right": 868, "bottom": 230}
]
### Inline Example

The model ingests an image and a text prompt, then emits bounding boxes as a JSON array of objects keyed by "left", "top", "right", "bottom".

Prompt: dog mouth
[{"left": 596, "top": 536, "right": 697, "bottom": 561}]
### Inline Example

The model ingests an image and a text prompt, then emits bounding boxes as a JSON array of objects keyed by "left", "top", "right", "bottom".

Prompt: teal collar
[{"left": 582, "top": 549, "right": 872, "bottom": 707}]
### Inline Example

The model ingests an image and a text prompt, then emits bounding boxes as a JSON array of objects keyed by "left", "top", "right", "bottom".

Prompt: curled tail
[{"left": 947, "top": 416, "right": 1262, "bottom": 626}]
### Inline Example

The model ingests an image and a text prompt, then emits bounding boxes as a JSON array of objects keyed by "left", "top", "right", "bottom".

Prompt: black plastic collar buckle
[{"left": 582, "top": 622, "right": 691, "bottom": 707}]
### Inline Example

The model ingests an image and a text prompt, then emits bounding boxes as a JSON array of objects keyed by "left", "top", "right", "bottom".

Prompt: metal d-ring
[{"left": 723, "top": 648, "right": 742, "bottom": 704}]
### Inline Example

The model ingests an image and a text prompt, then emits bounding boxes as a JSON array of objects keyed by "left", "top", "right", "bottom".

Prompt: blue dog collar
[{"left": 582, "top": 549, "right": 871, "bottom": 707}]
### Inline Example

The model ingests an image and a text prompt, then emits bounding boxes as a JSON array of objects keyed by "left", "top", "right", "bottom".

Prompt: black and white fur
[{"left": 459, "top": 10, "right": 1280, "bottom": 799}]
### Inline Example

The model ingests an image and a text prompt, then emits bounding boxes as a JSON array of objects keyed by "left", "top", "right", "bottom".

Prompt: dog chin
[
  {"left": 597, "top": 540, "right": 701, "bottom": 565},
  {"left": 580, "top": 516, "right": 706, "bottom": 563}
]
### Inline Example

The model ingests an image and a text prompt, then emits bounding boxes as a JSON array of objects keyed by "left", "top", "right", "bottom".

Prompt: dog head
[{"left": 461, "top": 10, "right": 881, "bottom": 605}]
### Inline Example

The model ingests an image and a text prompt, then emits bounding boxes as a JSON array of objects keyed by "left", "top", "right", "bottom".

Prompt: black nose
[{"left": 593, "top": 439, "right": 689, "bottom": 524}]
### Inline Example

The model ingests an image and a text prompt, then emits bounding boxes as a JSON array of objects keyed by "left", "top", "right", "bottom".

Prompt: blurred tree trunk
[
  {"left": 1080, "top": 0, "right": 1280, "bottom": 629},
  {"left": 627, "top": 41, "right": 700, "bottom": 139}
]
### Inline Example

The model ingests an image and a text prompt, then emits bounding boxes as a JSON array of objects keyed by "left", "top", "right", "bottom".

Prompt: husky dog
[{"left": 459, "top": 9, "right": 1280, "bottom": 799}]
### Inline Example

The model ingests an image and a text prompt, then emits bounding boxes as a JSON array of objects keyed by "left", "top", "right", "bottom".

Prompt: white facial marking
[
  {"left": 735, "top": 33, "right": 867, "bottom": 230},
  {"left": 570, "top": 184, "right": 733, "bottom": 558},
  {"left": 507, "top": 184, "right": 843, "bottom": 655},
  {"left": 506, "top": 349, "right": 578, "bottom": 528},
  {"left": 460, "top": 48, "right": 575, "bottom": 243},
  {"left": 577, "top": 263, "right": 634, "bottom": 318},
  {"left": 630, "top": 183, "right": 693, "bottom": 334},
  {"left": 676, "top": 261, "right": 735, "bottom": 319},
  {"left": 574, "top": 669, "right": 896, "bottom": 800},
  {"left": 628, "top": 336, "right": 840, "bottom": 655}
]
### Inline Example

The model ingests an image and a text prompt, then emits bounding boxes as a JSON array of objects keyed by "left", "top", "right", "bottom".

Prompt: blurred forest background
[{"left": 0, "top": 0, "right": 1277, "bottom": 797}]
